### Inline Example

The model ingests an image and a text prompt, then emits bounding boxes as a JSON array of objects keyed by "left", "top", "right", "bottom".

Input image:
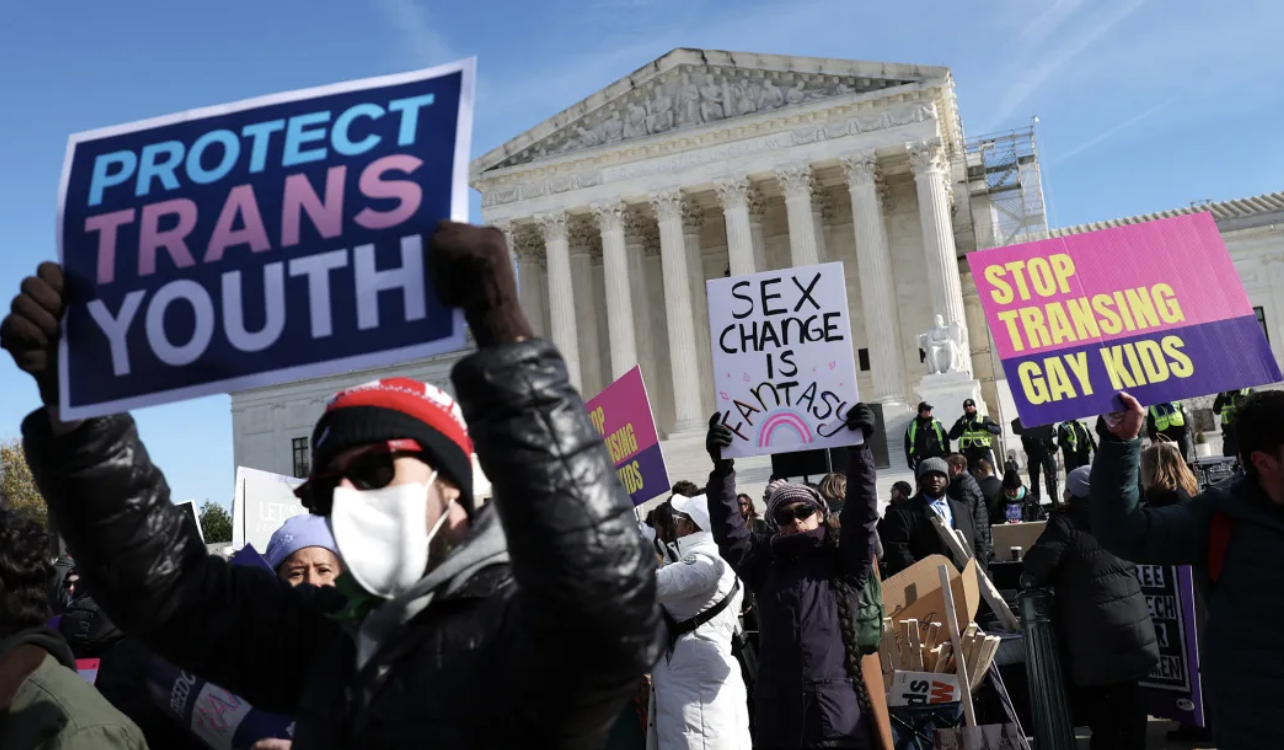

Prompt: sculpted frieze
[{"left": 493, "top": 66, "right": 919, "bottom": 168}]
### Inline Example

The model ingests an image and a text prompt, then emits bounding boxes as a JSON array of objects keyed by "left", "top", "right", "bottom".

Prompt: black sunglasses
[
  {"left": 773, "top": 503, "right": 817, "bottom": 526},
  {"left": 295, "top": 438, "right": 423, "bottom": 515}
]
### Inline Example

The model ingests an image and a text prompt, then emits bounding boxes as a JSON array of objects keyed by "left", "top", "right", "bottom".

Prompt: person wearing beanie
[
  {"left": 1024, "top": 464, "right": 1158, "bottom": 749},
  {"left": 7, "top": 222, "right": 661, "bottom": 750},
  {"left": 264, "top": 514, "right": 343, "bottom": 588},
  {"left": 945, "top": 453, "right": 992, "bottom": 568},
  {"left": 998, "top": 469, "right": 1043, "bottom": 523},
  {"left": 704, "top": 405, "right": 886, "bottom": 749},
  {"left": 648, "top": 493, "right": 751, "bottom": 749},
  {"left": 877, "top": 456, "right": 981, "bottom": 576}
]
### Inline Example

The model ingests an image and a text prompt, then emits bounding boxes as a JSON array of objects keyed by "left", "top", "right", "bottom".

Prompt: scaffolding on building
[{"left": 965, "top": 126, "right": 1049, "bottom": 250}]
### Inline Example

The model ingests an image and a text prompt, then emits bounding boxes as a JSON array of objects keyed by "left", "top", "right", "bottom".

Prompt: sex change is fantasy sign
[
  {"left": 57, "top": 59, "right": 475, "bottom": 420},
  {"left": 707, "top": 262, "right": 861, "bottom": 460},
  {"left": 968, "top": 213, "right": 1281, "bottom": 426}
]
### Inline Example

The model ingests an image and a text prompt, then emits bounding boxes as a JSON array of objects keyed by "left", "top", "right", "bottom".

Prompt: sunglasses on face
[
  {"left": 295, "top": 438, "right": 424, "bottom": 515},
  {"left": 773, "top": 503, "right": 817, "bottom": 526}
]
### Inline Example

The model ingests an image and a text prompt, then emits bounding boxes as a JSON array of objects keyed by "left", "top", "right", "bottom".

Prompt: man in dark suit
[{"left": 878, "top": 457, "right": 980, "bottom": 576}]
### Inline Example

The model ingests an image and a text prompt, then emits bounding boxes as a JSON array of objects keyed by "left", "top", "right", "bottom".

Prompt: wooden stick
[
  {"left": 924, "top": 621, "right": 942, "bottom": 652},
  {"left": 880, "top": 618, "right": 898, "bottom": 675},
  {"left": 925, "top": 644, "right": 942, "bottom": 672},
  {"left": 970, "top": 636, "right": 1002, "bottom": 691},
  {"left": 937, "top": 564, "right": 976, "bottom": 726},
  {"left": 929, "top": 517, "right": 1021, "bottom": 631},
  {"left": 934, "top": 642, "right": 953, "bottom": 673},
  {"left": 907, "top": 620, "right": 924, "bottom": 670}
]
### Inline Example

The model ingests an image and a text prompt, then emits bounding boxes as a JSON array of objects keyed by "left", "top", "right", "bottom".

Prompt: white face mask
[{"left": 328, "top": 471, "right": 455, "bottom": 599}]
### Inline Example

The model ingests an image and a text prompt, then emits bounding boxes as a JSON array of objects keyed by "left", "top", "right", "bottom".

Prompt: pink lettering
[
  {"left": 139, "top": 199, "right": 197, "bottom": 277},
  {"left": 204, "top": 184, "right": 270, "bottom": 263},
  {"left": 354, "top": 154, "right": 422, "bottom": 231},
  {"left": 84, "top": 209, "right": 136, "bottom": 285},
  {"left": 281, "top": 166, "right": 346, "bottom": 248}
]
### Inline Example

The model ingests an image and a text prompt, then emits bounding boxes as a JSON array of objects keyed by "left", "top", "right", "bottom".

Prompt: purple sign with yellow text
[
  {"left": 585, "top": 366, "right": 669, "bottom": 506},
  {"left": 968, "top": 213, "right": 1280, "bottom": 425}
]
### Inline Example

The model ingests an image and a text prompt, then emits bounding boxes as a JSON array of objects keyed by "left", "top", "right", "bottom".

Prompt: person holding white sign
[
  {"left": 2, "top": 222, "right": 662, "bottom": 750},
  {"left": 704, "top": 406, "right": 881, "bottom": 749}
]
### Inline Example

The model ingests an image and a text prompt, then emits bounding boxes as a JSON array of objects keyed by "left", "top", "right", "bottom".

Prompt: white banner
[
  {"left": 706, "top": 262, "right": 861, "bottom": 459},
  {"left": 230, "top": 467, "right": 306, "bottom": 553}
]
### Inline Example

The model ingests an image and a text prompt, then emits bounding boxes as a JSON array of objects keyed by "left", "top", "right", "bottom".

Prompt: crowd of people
[{"left": 0, "top": 222, "right": 1281, "bottom": 750}]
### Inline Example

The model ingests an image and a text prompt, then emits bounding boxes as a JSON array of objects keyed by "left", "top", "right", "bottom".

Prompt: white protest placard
[
  {"left": 707, "top": 262, "right": 861, "bottom": 459},
  {"left": 231, "top": 467, "right": 306, "bottom": 552},
  {"left": 175, "top": 500, "right": 205, "bottom": 544}
]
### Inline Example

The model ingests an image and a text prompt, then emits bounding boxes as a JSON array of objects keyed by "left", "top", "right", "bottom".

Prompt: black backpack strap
[{"left": 662, "top": 575, "right": 741, "bottom": 655}]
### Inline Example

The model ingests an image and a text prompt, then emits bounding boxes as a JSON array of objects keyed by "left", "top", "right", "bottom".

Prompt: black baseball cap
[
  {"left": 963, "top": 399, "right": 976, "bottom": 408},
  {"left": 917, "top": 401, "right": 933, "bottom": 413}
]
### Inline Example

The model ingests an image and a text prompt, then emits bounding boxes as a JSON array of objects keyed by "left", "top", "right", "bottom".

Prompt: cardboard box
[{"left": 886, "top": 670, "right": 962, "bottom": 708}]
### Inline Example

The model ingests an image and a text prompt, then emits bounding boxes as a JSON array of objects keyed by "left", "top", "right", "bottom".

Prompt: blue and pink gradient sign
[
  {"left": 969, "top": 213, "right": 1280, "bottom": 426},
  {"left": 586, "top": 366, "right": 669, "bottom": 506},
  {"left": 56, "top": 59, "right": 475, "bottom": 420}
]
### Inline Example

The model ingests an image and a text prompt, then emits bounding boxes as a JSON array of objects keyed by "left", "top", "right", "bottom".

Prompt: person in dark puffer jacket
[
  {"left": 705, "top": 408, "right": 881, "bottom": 750},
  {"left": 1, "top": 223, "right": 662, "bottom": 750},
  {"left": 1024, "top": 466, "right": 1158, "bottom": 750},
  {"left": 945, "top": 453, "right": 992, "bottom": 566}
]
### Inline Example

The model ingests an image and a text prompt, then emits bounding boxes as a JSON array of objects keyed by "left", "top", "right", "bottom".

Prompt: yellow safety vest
[
  {"left": 1221, "top": 389, "right": 1251, "bottom": 426},
  {"left": 960, "top": 418, "right": 993, "bottom": 449},
  {"left": 907, "top": 419, "right": 946, "bottom": 455},
  {"left": 1061, "top": 422, "right": 1081, "bottom": 450},
  {"left": 1149, "top": 403, "right": 1185, "bottom": 432}
]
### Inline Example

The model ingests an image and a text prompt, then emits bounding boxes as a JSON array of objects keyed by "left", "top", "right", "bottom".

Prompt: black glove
[
  {"left": 429, "top": 220, "right": 532, "bottom": 346},
  {"left": 844, "top": 403, "right": 876, "bottom": 442},
  {"left": 0, "top": 262, "right": 65, "bottom": 406},
  {"left": 706, "top": 412, "right": 734, "bottom": 471}
]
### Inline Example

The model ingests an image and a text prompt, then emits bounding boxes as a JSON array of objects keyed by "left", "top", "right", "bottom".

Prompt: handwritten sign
[
  {"left": 706, "top": 262, "right": 861, "bottom": 459},
  {"left": 1136, "top": 564, "right": 1206, "bottom": 727},
  {"left": 968, "top": 213, "right": 1280, "bottom": 425},
  {"left": 231, "top": 466, "right": 305, "bottom": 553},
  {"left": 585, "top": 366, "right": 669, "bottom": 506},
  {"left": 56, "top": 59, "right": 476, "bottom": 420}
]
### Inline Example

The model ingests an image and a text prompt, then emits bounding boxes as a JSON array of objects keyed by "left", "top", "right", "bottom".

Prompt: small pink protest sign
[
  {"left": 968, "top": 212, "right": 1280, "bottom": 425},
  {"left": 585, "top": 366, "right": 669, "bottom": 506}
]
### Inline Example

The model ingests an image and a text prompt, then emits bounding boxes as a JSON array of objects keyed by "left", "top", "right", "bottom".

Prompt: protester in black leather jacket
[{"left": 5, "top": 222, "right": 663, "bottom": 750}]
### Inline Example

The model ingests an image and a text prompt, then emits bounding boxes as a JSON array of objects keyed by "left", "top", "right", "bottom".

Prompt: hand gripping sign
[
  {"left": 57, "top": 59, "right": 475, "bottom": 420},
  {"left": 968, "top": 213, "right": 1281, "bottom": 425},
  {"left": 707, "top": 262, "right": 862, "bottom": 459}
]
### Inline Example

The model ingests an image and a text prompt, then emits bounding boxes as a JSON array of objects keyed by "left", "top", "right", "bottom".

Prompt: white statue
[
  {"left": 758, "top": 79, "right": 784, "bottom": 109},
  {"left": 918, "top": 314, "right": 968, "bottom": 375}
]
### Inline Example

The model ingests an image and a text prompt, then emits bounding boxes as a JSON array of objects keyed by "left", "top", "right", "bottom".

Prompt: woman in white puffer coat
[{"left": 647, "top": 492, "right": 751, "bottom": 750}]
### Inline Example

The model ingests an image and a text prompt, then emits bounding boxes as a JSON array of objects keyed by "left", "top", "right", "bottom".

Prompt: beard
[{"left": 922, "top": 485, "right": 947, "bottom": 500}]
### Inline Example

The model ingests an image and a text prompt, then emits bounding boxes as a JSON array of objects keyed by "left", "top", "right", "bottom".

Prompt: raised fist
[
  {"left": 428, "top": 221, "right": 531, "bottom": 345},
  {"left": 706, "top": 412, "right": 735, "bottom": 471},
  {"left": 0, "top": 262, "right": 66, "bottom": 405},
  {"left": 1100, "top": 392, "right": 1145, "bottom": 441},
  {"left": 844, "top": 402, "right": 876, "bottom": 441}
]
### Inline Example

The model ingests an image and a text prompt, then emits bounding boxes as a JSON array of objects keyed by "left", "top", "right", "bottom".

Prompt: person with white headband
[{"left": 647, "top": 491, "right": 750, "bottom": 749}]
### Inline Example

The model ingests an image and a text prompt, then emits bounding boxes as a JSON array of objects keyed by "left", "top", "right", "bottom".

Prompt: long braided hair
[{"left": 825, "top": 518, "right": 877, "bottom": 744}]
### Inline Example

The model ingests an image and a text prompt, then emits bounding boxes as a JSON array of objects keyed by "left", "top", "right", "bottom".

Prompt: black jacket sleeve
[
  {"left": 877, "top": 507, "right": 916, "bottom": 576},
  {"left": 452, "top": 339, "right": 662, "bottom": 739},
  {"left": 983, "top": 417, "right": 1002, "bottom": 435},
  {"left": 1022, "top": 513, "right": 1072, "bottom": 585},
  {"left": 947, "top": 417, "right": 967, "bottom": 441},
  {"left": 965, "top": 477, "right": 992, "bottom": 563},
  {"left": 837, "top": 446, "right": 878, "bottom": 588},
  {"left": 22, "top": 411, "right": 343, "bottom": 715}
]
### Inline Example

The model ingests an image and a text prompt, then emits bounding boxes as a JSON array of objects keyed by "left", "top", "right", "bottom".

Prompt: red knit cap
[{"left": 310, "top": 377, "right": 475, "bottom": 512}]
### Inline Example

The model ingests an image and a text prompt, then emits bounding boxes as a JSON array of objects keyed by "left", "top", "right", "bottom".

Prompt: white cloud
[{"left": 369, "top": 0, "right": 457, "bottom": 69}]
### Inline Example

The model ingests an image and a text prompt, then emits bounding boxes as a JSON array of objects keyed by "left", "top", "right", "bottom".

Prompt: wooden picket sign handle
[
  {"left": 930, "top": 516, "right": 1021, "bottom": 632},
  {"left": 938, "top": 563, "right": 976, "bottom": 727}
]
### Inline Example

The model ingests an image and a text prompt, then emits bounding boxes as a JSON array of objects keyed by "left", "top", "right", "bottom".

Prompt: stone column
[
  {"left": 683, "top": 203, "right": 713, "bottom": 416},
  {"left": 714, "top": 177, "right": 757, "bottom": 276},
  {"left": 776, "top": 163, "right": 820, "bottom": 267},
  {"left": 650, "top": 189, "right": 704, "bottom": 433},
  {"left": 908, "top": 138, "right": 971, "bottom": 371},
  {"left": 593, "top": 200, "right": 639, "bottom": 379},
  {"left": 748, "top": 188, "right": 768, "bottom": 272},
  {"left": 842, "top": 150, "right": 908, "bottom": 407},
  {"left": 512, "top": 226, "right": 548, "bottom": 340},
  {"left": 811, "top": 182, "right": 832, "bottom": 263},
  {"left": 636, "top": 219, "right": 675, "bottom": 433},
  {"left": 537, "top": 210, "right": 582, "bottom": 390},
  {"left": 570, "top": 219, "right": 605, "bottom": 396}
]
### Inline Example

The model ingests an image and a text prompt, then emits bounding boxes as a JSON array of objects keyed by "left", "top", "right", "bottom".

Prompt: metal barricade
[{"left": 1017, "top": 576, "right": 1076, "bottom": 750}]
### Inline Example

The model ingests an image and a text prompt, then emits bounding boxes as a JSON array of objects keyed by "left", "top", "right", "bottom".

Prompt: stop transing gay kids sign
[{"left": 56, "top": 59, "right": 475, "bottom": 420}]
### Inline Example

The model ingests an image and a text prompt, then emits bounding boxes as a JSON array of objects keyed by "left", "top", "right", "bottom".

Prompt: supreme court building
[{"left": 230, "top": 48, "right": 1284, "bottom": 498}]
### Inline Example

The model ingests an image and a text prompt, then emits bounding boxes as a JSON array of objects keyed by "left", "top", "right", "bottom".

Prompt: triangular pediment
[{"left": 472, "top": 48, "right": 950, "bottom": 176}]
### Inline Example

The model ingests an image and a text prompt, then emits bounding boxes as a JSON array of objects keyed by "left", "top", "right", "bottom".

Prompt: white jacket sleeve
[{"left": 655, "top": 554, "right": 721, "bottom": 603}]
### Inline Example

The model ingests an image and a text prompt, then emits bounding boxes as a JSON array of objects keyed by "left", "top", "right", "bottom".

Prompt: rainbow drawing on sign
[{"left": 757, "top": 410, "right": 813, "bottom": 448}]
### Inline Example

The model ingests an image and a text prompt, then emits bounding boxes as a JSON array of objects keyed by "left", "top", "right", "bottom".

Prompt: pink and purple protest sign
[
  {"left": 585, "top": 366, "right": 669, "bottom": 506},
  {"left": 968, "top": 212, "right": 1281, "bottom": 426}
]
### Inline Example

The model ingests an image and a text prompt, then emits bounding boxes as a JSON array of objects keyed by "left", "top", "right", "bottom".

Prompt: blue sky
[{"left": 1, "top": 0, "right": 1281, "bottom": 506}]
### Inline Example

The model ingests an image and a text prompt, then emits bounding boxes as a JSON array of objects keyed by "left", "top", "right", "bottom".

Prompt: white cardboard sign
[
  {"left": 706, "top": 262, "right": 861, "bottom": 459},
  {"left": 230, "top": 466, "right": 307, "bottom": 552}
]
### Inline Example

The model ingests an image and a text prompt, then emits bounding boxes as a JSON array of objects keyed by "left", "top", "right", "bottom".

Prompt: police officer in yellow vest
[
  {"left": 1057, "top": 419, "right": 1096, "bottom": 472},
  {"left": 1145, "top": 401, "right": 1190, "bottom": 461},
  {"left": 948, "top": 399, "right": 1001, "bottom": 472},
  {"left": 1214, "top": 388, "right": 1253, "bottom": 458},
  {"left": 904, "top": 401, "right": 950, "bottom": 472}
]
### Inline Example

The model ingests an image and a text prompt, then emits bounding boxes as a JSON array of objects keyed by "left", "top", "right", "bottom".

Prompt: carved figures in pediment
[
  {"left": 699, "top": 77, "right": 724, "bottom": 122},
  {"left": 624, "top": 100, "right": 650, "bottom": 140},
  {"left": 731, "top": 80, "right": 759, "bottom": 117},
  {"left": 785, "top": 81, "right": 807, "bottom": 106},
  {"left": 759, "top": 79, "right": 784, "bottom": 110},
  {"left": 646, "top": 90, "right": 674, "bottom": 134},
  {"left": 676, "top": 77, "right": 701, "bottom": 127}
]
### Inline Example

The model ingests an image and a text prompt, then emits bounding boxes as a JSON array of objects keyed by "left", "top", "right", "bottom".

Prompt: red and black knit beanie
[{"left": 310, "top": 377, "right": 475, "bottom": 514}]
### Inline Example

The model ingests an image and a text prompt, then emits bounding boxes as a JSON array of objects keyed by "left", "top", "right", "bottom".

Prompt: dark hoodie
[{"left": 58, "top": 593, "right": 206, "bottom": 750}]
